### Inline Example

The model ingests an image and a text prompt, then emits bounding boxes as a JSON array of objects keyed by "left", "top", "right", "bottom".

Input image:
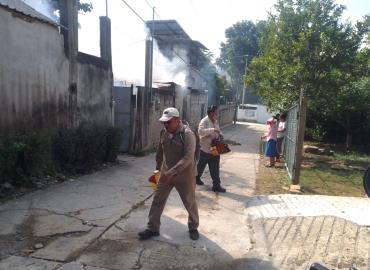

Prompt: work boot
[
  {"left": 138, "top": 229, "right": 159, "bottom": 240},
  {"left": 196, "top": 178, "right": 204, "bottom": 185},
  {"left": 189, "top": 229, "right": 199, "bottom": 240},
  {"left": 212, "top": 185, "right": 226, "bottom": 193}
]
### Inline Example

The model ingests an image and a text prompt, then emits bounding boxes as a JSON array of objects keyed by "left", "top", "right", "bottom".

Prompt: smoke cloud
[
  {"left": 23, "top": 0, "right": 58, "bottom": 21},
  {"left": 152, "top": 38, "right": 188, "bottom": 87}
]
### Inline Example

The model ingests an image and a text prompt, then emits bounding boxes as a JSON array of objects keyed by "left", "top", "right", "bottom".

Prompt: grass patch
[
  {"left": 299, "top": 151, "right": 368, "bottom": 197},
  {"left": 255, "top": 142, "right": 369, "bottom": 197},
  {"left": 255, "top": 156, "right": 291, "bottom": 195}
]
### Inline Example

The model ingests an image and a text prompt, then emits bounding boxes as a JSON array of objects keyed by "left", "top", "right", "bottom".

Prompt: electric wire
[
  {"left": 143, "top": 0, "right": 161, "bottom": 18},
  {"left": 119, "top": 0, "right": 146, "bottom": 24}
]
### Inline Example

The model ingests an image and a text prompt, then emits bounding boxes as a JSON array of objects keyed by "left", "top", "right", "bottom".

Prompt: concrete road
[{"left": 1, "top": 122, "right": 370, "bottom": 270}]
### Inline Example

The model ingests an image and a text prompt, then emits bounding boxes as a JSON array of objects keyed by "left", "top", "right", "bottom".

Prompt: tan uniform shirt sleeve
[
  {"left": 156, "top": 141, "right": 163, "bottom": 170},
  {"left": 168, "top": 129, "right": 195, "bottom": 176}
]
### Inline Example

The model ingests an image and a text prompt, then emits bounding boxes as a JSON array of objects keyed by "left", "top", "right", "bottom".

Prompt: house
[{"left": 146, "top": 20, "right": 218, "bottom": 105}]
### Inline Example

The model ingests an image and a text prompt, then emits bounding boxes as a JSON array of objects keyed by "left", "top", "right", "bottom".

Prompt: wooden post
[
  {"left": 128, "top": 85, "right": 135, "bottom": 154},
  {"left": 292, "top": 88, "right": 307, "bottom": 185}
]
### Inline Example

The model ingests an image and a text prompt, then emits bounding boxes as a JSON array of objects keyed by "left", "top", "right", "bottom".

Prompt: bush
[
  {"left": 305, "top": 125, "right": 327, "bottom": 142},
  {"left": 0, "top": 125, "right": 123, "bottom": 186},
  {"left": 104, "top": 127, "right": 123, "bottom": 162},
  {"left": 0, "top": 133, "right": 52, "bottom": 186},
  {"left": 53, "top": 125, "right": 123, "bottom": 173}
]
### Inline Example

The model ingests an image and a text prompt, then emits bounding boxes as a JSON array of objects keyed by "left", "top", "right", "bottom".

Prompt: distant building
[{"left": 146, "top": 20, "right": 218, "bottom": 105}]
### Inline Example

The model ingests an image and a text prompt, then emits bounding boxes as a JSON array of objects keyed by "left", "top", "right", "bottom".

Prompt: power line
[
  {"left": 184, "top": 0, "right": 199, "bottom": 17},
  {"left": 143, "top": 0, "right": 161, "bottom": 18},
  {"left": 119, "top": 0, "right": 146, "bottom": 24}
]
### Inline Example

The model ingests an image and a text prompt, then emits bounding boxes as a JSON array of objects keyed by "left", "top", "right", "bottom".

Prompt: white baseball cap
[{"left": 159, "top": 107, "right": 180, "bottom": 122}]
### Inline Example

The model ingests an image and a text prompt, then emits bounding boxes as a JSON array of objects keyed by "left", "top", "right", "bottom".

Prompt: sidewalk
[{"left": 0, "top": 122, "right": 370, "bottom": 270}]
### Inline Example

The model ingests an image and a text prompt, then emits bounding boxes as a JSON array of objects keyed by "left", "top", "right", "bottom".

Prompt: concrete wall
[
  {"left": 148, "top": 88, "right": 175, "bottom": 148},
  {"left": 77, "top": 53, "right": 112, "bottom": 125},
  {"left": 0, "top": 7, "right": 69, "bottom": 131},
  {"left": 0, "top": 6, "right": 112, "bottom": 132},
  {"left": 237, "top": 104, "right": 272, "bottom": 124},
  {"left": 218, "top": 104, "right": 235, "bottom": 127},
  {"left": 146, "top": 86, "right": 207, "bottom": 149}
]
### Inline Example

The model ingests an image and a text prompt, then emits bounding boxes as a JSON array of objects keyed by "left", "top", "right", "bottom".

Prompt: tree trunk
[
  {"left": 346, "top": 132, "right": 353, "bottom": 149},
  {"left": 344, "top": 113, "right": 352, "bottom": 149}
]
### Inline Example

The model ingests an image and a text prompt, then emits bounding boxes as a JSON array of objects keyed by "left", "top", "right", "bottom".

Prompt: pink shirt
[{"left": 266, "top": 123, "right": 278, "bottom": 141}]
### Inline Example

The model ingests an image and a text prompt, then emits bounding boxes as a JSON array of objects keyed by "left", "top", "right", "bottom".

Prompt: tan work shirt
[{"left": 156, "top": 122, "right": 196, "bottom": 182}]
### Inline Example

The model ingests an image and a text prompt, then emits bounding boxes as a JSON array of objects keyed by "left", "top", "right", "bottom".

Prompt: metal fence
[
  {"left": 283, "top": 90, "right": 307, "bottom": 185},
  {"left": 284, "top": 104, "right": 299, "bottom": 180}
]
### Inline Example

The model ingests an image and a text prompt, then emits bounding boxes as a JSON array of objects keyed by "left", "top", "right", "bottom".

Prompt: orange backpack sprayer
[{"left": 148, "top": 170, "right": 160, "bottom": 191}]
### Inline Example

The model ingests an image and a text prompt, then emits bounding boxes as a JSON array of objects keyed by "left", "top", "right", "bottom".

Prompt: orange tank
[{"left": 148, "top": 170, "right": 160, "bottom": 191}]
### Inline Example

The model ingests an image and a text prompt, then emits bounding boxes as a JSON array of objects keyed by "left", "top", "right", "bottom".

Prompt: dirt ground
[{"left": 255, "top": 154, "right": 291, "bottom": 195}]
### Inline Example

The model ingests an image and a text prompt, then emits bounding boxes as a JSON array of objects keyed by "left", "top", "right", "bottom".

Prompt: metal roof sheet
[
  {"left": 146, "top": 20, "right": 208, "bottom": 50},
  {"left": 0, "top": 0, "right": 57, "bottom": 26}
]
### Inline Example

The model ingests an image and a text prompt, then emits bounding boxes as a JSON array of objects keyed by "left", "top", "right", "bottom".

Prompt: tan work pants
[{"left": 147, "top": 178, "right": 199, "bottom": 232}]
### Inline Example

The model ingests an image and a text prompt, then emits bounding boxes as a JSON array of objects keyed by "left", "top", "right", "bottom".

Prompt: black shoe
[
  {"left": 196, "top": 178, "right": 204, "bottom": 185},
  {"left": 138, "top": 229, "right": 159, "bottom": 240},
  {"left": 212, "top": 185, "right": 226, "bottom": 193},
  {"left": 189, "top": 229, "right": 199, "bottom": 240}
]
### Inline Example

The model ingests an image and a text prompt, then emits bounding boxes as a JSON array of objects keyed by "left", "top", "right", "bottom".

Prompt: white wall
[{"left": 237, "top": 104, "right": 272, "bottom": 124}]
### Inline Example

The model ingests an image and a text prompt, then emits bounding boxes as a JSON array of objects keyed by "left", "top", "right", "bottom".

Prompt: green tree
[
  {"left": 216, "top": 20, "right": 265, "bottom": 99},
  {"left": 214, "top": 74, "right": 230, "bottom": 104},
  {"left": 50, "top": 0, "right": 93, "bottom": 14},
  {"left": 310, "top": 49, "right": 370, "bottom": 147},
  {"left": 246, "top": 0, "right": 368, "bottom": 147}
]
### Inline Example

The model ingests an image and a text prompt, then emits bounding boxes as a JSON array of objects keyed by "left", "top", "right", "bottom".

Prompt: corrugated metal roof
[
  {"left": 146, "top": 20, "right": 191, "bottom": 40},
  {"left": 146, "top": 20, "right": 208, "bottom": 50},
  {"left": 0, "top": 0, "right": 57, "bottom": 26}
]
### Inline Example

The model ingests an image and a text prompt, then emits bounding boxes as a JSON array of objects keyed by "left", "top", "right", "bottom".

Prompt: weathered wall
[
  {"left": 146, "top": 86, "right": 206, "bottom": 149},
  {"left": 186, "top": 89, "right": 206, "bottom": 128},
  {"left": 128, "top": 84, "right": 233, "bottom": 152},
  {"left": 0, "top": 7, "right": 69, "bottom": 131},
  {"left": 218, "top": 104, "right": 235, "bottom": 127},
  {"left": 0, "top": 6, "right": 113, "bottom": 132},
  {"left": 77, "top": 53, "right": 112, "bottom": 125},
  {"left": 148, "top": 87, "right": 175, "bottom": 148}
]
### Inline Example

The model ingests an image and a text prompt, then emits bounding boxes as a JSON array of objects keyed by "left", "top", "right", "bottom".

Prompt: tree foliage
[
  {"left": 245, "top": 0, "right": 369, "bottom": 147},
  {"left": 216, "top": 20, "right": 265, "bottom": 97},
  {"left": 214, "top": 74, "right": 230, "bottom": 102},
  {"left": 50, "top": 0, "right": 93, "bottom": 14}
]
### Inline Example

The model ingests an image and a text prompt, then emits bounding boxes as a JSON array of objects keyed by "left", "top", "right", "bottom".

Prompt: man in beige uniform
[{"left": 138, "top": 107, "right": 199, "bottom": 240}]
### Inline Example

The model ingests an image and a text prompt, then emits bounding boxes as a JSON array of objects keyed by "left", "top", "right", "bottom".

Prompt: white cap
[{"left": 159, "top": 107, "right": 180, "bottom": 122}]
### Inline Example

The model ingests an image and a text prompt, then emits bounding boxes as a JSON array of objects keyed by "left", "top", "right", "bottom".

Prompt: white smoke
[
  {"left": 152, "top": 39, "right": 188, "bottom": 86},
  {"left": 23, "top": 0, "right": 58, "bottom": 21}
]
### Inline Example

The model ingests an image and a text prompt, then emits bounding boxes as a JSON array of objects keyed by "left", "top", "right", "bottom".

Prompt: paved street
[{"left": 0, "top": 122, "right": 370, "bottom": 270}]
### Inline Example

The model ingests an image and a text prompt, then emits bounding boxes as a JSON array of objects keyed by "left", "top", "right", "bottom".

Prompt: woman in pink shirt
[{"left": 261, "top": 118, "right": 278, "bottom": 167}]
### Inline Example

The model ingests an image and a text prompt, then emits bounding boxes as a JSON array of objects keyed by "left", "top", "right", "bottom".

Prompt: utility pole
[
  {"left": 150, "top": 7, "right": 155, "bottom": 99},
  {"left": 241, "top": 55, "right": 248, "bottom": 105},
  {"left": 145, "top": 8, "right": 155, "bottom": 100}
]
